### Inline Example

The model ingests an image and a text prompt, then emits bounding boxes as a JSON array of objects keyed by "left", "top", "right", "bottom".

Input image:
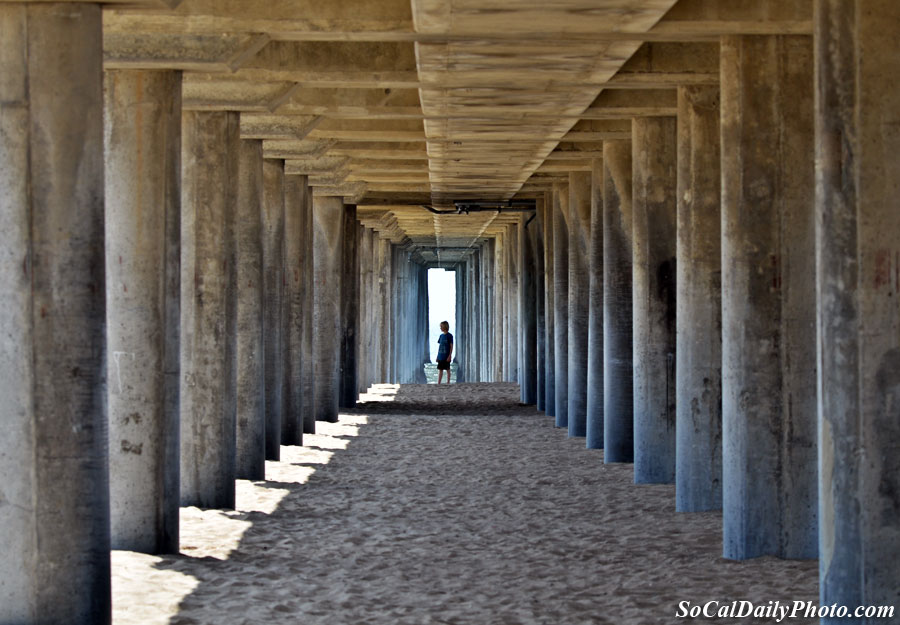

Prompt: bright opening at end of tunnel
[{"left": 427, "top": 268, "right": 456, "bottom": 365}]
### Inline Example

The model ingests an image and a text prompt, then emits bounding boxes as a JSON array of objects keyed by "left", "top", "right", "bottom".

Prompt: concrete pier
[
  {"left": 567, "top": 172, "right": 591, "bottom": 437},
  {"left": 300, "top": 181, "right": 315, "bottom": 434},
  {"left": 104, "top": 68, "right": 181, "bottom": 552},
  {"left": 631, "top": 117, "right": 677, "bottom": 484},
  {"left": 373, "top": 236, "right": 392, "bottom": 384},
  {"left": 675, "top": 86, "right": 723, "bottom": 512},
  {"left": 553, "top": 183, "right": 569, "bottom": 427},
  {"left": 234, "top": 139, "right": 265, "bottom": 480},
  {"left": 816, "top": 0, "right": 900, "bottom": 615},
  {"left": 543, "top": 191, "right": 556, "bottom": 416},
  {"left": 313, "top": 196, "right": 344, "bottom": 422},
  {"left": 519, "top": 217, "right": 537, "bottom": 404},
  {"left": 603, "top": 139, "right": 634, "bottom": 464},
  {"left": 720, "top": 35, "right": 817, "bottom": 560},
  {"left": 357, "top": 227, "right": 374, "bottom": 392},
  {"left": 534, "top": 196, "right": 547, "bottom": 411},
  {"left": 339, "top": 204, "right": 359, "bottom": 407},
  {"left": 0, "top": 6, "right": 109, "bottom": 621},
  {"left": 180, "top": 110, "right": 239, "bottom": 509},
  {"left": 282, "top": 175, "right": 306, "bottom": 445},
  {"left": 261, "top": 159, "right": 286, "bottom": 460},
  {"left": 585, "top": 158, "right": 605, "bottom": 449}
]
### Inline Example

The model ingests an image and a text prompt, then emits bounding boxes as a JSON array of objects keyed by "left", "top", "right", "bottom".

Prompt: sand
[{"left": 112, "top": 382, "right": 818, "bottom": 625}]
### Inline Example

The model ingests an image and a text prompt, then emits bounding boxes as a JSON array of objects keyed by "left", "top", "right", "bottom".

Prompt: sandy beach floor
[{"left": 112, "top": 382, "right": 818, "bottom": 625}]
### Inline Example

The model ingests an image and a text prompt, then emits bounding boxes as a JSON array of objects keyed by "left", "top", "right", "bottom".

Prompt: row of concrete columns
[
  {"left": 0, "top": 6, "right": 384, "bottom": 619},
  {"left": 453, "top": 8, "right": 900, "bottom": 617}
]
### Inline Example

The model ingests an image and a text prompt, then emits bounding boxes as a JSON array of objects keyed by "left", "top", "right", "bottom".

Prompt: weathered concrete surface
[
  {"left": 0, "top": 6, "right": 109, "bottom": 622},
  {"left": 300, "top": 180, "right": 316, "bottom": 434},
  {"left": 675, "top": 85, "right": 723, "bottom": 513},
  {"left": 282, "top": 175, "right": 305, "bottom": 445},
  {"left": 535, "top": 195, "right": 547, "bottom": 411},
  {"left": 313, "top": 196, "right": 345, "bottom": 422},
  {"left": 261, "top": 159, "right": 285, "bottom": 460},
  {"left": 543, "top": 190, "right": 556, "bottom": 416},
  {"left": 603, "top": 139, "right": 634, "bottom": 464},
  {"left": 720, "top": 35, "right": 817, "bottom": 560},
  {"left": 552, "top": 183, "right": 570, "bottom": 427},
  {"left": 340, "top": 205, "right": 359, "bottom": 406},
  {"left": 631, "top": 117, "right": 677, "bottom": 484},
  {"left": 373, "top": 236, "right": 392, "bottom": 384},
  {"left": 180, "top": 110, "right": 239, "bottom": 509},
  {"left": 586, "top": 158, "right": 605, "bottom": 449},
  {"left": 357, "top": 226, "right": 374, "bottom": 393},
  {"left": 519, "top": 217, "right": 537, "bottom": 404},
  {"left": 568, "top": 171, "right": 591, "bottom": 437},
  {"left": 234, "top": 139, "right": 265, "bottom": 480},
  {"left": 104, "top": 68, "right": 181, "bottom": 553},
  {"left": 816, "top": 0, "right": 900, "bottom": 615}
]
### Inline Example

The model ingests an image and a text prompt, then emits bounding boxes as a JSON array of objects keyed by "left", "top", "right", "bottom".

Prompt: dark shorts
[{"left": 436, "top": 359, "right": 450, "bottom": 370}]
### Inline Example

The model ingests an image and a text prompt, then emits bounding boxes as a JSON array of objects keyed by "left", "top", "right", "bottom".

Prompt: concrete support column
[
  {"left": 300, "top": 181, "right": 316, "bottom": 433},
  {"left": 373, "top": 237, "right": 392, "bottom": 383},
  {"left": 0, "top": 6, "right": 109, "bottom": 621},
  {"left": 261, "top": 159, "right": 285, "bottom": 459},
  {"left": 339, "top": 204, "right": 359, "bottom": 407},
  {"left": 720, "top": 35, "right": 816, "bottom": 560},
  {"left": 816, "top": 0, "right": 900, "bottom": 613},
  {"left": 535, "top": 195, "right": 547, "bottom": 411},
  {"left": 357, "top": 227, "right": 373, "bottom": 393},
  {"left": 507, "top": 225, "right": 519, "bottom": 382},
  {"left": 455, "top": 265, "right": 467, "bottom": 382},
  {"left": 417, "top": 263, "right": 430, "bottom": 383},
  {"left": 568, "top": 172, "right": 591, "bottom": 437},
  {"left": 543, "top": 190, "right": 556, "bottom": 416},
  {"left": 283, "top": 175, "right": 306, "bottom": 444},
  {"left": 234, "top": 139, "right": 265, "bottom": 480},
  {"left": 104, "top": 69, "right": 180, "bottom": 553},
  {"left": 632, "top": 117, "right": 677, "bottom": 484},
  {"left": 180, "top": 110, "right": 239, "bottom": 508},
  {"left": 553, "top": 183, "right": 570, "bottom": 427},
  {"left": 519, "top": 218, "right": 537, "bottom": 404},
  {"left": 676, "top": 86, "right": 723, "bottom": 512},
  {"left": 603, "top": 139, "right": 634, "bottom": 463},
  {"left": 493, "top": 236, "right": 504, "bottom": 380},
  {"left": 313, "top": 196, "right": 344, "bottom": 422},
  {"left": 586, "top": 158, "right": 605, "bottom": 449}
]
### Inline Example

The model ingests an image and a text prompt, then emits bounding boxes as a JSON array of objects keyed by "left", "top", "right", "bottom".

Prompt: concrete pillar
[
  {"left": 519, "top": 218, "right": 537, "bottom": 404},
  {"left": 568, "top": 172, "right": 591, "bottom": 437},
  {"left": 507, "top": 225, "right": 519, "bottom": 382},
  {"left": 543, "top": 190, "right": 556, "bottom": 416},
  {"left": 586, "top": 158, "right": 605, "bottom": 449},
  {"left": 603, "top": 139, "right": 634, "bottom": 464},
  {"left": 535, "top": 196, "right": 547, "bottom": 411},
  {"left": 632, "top": 117, "right": 677, "bottom": 484},
  {"left": 261, "top": 159, "right": 285, "bottom": 460},
  {"left": 313, "top": 196, "right": 344, "bottom": 422},
  {"left": 104, "top": 69, "right": 180, "bottom": 553},
  {"left": 373, "top": 237, "right": 391, "bottom": 383},
  {"left": 357, "top": 227, "right": 373, "bottom": 393},
  {"left": 816, "top": 0, "right": 900, "bottom": 614},
  {"left": 234, "top": 139, "right": 265, "bottom": 480},
  {"left": 455, "top": 264, "right": 467, "bottom": 382},
  {"left": 282, "top": 175, "right": 305, "bottom": 444},
  {"left": 180, "top": 110, "right": 239, "bottom": 508},
  {"left": 0, "top": 6, "right": 109, "bottom": 621},
  {"left": 553, "top": 183, "right": 570, "bottom": 427},
  {"left": 675, "top": 86, "right": 722, "bottom": 512},
  {"left": 300, "top": 180, "right": 315, "bottom": 433},
  {"left": 720, "top": 35, "right": 816, "bottom": 560},
  {"left": 417, "top": 263, "right": 430, "bottom": 383},
  {"left": 339, "top": 204, "right": 359, "bottom": 407}
]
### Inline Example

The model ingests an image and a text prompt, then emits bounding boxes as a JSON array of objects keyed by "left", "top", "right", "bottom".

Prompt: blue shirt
[{"left": 437, "top": 332, "right": 453, "bottom": 361}]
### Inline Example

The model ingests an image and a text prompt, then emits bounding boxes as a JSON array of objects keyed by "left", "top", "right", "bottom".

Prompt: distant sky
[{"left": 428, "top": 268, "right": 457, "bottom": 361}]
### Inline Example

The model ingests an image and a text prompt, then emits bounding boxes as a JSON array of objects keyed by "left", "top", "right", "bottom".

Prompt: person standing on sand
[{"left": 436, "top": 321, "right": 454, "bottom": 384}]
